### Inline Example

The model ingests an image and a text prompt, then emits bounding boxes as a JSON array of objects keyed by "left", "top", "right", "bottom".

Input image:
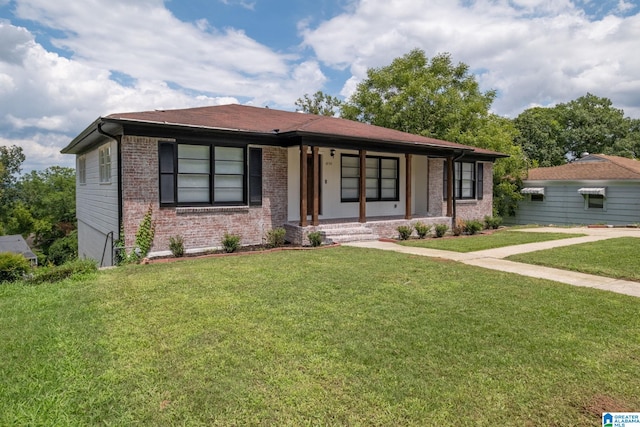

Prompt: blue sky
[{"left": 1, "top": 0, "right": 639, "bottom": 171}]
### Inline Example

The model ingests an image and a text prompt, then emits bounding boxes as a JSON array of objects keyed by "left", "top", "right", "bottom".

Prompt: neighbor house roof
[
  {"left": 527, "top": 154, "right": 640, "bottom": 181},
  {"left": 0, "top": 234, "right": 37, "bottom": 262},
  {"left": 62, "top": 104, "right": 507, "bottom": 159}
]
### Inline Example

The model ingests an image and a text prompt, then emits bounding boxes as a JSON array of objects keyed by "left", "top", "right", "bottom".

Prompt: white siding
[
  {"left": 287, "top": 146, "right": 420, "bottom": 221},
  {"left": 76, "top": 140, "right": 119, "bottom": 266}
]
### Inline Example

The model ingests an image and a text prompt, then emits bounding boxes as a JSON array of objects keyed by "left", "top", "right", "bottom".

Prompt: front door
[{"left": 307, "top": 154, "right": 322, "bottom": 216}]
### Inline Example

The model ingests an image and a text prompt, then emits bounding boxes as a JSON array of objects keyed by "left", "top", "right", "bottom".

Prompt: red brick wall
[{"left": 120, "top": 136, "right": 288, "bottom": 255}]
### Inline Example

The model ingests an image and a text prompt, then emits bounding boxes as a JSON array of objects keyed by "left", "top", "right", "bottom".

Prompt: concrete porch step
[{"left": 320, "top": 225, "right": 378, "bottom": 244}]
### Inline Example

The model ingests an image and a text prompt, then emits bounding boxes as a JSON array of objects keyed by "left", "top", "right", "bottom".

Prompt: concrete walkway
[{"left": 344, "top": 227, "right": 640, "bottom": 298}]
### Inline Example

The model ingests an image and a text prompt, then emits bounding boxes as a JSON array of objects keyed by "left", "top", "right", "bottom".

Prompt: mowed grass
[
  {"left": 508, "top": 236, "right": 640, "bottom": 282},
  {"left": 399, "top": 229, "right": 585, "bottom": 252},
  {"left": 1, "top": 247, "right": 639, "bottom": 426}
]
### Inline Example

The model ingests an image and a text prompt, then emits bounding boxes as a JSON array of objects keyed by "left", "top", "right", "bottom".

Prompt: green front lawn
[
  {"left": 1, "top": 247, "right": 639, "bottom": 426},
  {"left": 507, "top": 237, "right": 640, "bottom": 282},
  {"left": 399, "top": 229, "right": 585, "bottom": 252}
]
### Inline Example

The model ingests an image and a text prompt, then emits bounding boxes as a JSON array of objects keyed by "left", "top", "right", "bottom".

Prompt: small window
[
  {"left": 531, "top": 194, "right": 544, "bottom": 202},
  {"left": 586, "top": 194, "right": 604, "bottom": 209},
  {"left": 444, "top": 161, "right": 478, "bottom": 200},
  {"left": 99, "top": 145, "right": 111, "bottom": 183},
  {"left": 78, "top": 155, "right": 86, "bottom": 184},
  {"left": 249, "top": 147, "right": 262, "bottom": 206}
]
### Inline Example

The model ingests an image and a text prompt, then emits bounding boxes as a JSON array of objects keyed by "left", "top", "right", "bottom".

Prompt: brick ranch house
[{"left": 61, "top": 104, "right": 507, "bottom": 266}]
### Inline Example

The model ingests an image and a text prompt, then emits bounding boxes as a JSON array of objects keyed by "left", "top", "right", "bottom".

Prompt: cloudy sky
[{"left": 1, "top": 0, "right": 639, "bottom": 171}]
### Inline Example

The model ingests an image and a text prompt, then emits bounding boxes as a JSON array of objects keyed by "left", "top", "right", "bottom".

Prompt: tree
[
  {"left": 0, "top": 145, "right": 25, "bottom": 223},
  {"left": 606, "top": 118, "right": 640, "bottom": 159},
  {"left": 513, "top": 107, "right": 566, "bottom": 167},
  {"left": 10, "top": 166, "right": 76, "bottom": 262},
  {"left": 340, "top": 49, "right": 526, "bottom": 216},
  {"left": 341, "top": 49, "right": 496, "bottom": 142},
  {"left": 295, "top": 91, "right": 342, "bottom": 116},
  {"left": 558, "top": 93, "right": 628, "bottom": 158}
]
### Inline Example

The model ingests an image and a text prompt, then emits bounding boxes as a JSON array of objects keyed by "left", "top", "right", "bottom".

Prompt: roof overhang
[
  {"left": 61, "top": 115, "right": 508, "bottom": 161},
  {"left": 578, "top": 187, "right": 606, "bottom": 196}
]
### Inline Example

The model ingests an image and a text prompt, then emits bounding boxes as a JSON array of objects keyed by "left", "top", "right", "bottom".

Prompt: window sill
[{"left": 176, "top": 206, "right": 251, "bottom": 215}]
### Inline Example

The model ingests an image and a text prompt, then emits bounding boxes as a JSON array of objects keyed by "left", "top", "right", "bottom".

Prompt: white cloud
[
  {"left": 301, "top": 0, "right": 640, "bottom": 118},
  {"left": 0, "top": 133, "right": 74, "bottom": 172}
]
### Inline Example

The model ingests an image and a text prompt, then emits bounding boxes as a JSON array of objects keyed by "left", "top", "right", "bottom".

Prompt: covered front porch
[
  {"left": 284, "top": 215, "right": 452, "bottom": 245},
  {"left": 284, "top": 142, "right": 457, "bottom": 245}
]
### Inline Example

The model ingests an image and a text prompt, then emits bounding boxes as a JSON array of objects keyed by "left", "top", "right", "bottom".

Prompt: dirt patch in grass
[{"left": 580, "top": 394, "right": 634, "bottom": 418}]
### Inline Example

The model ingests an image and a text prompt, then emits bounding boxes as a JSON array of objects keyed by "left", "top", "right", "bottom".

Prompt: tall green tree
[
  {"left": 558, "top": 93, "right": 628, "bottom": 158},
  {"left": 606, "top": 118, "right": 640, "bottom": 159},
  {"left": 0, "top": 145, "right": 25, "bottom": 227},
  {"left": 295, "top": 91, "right": 342, "bottom": 116},
  {"left": 7, "top": 166, "right": 76, "bottom": 261},
  {"left": 513, "top": 107, "right": 566, "bottom": 167},
  {"left": 341, "top": 49, "right": 496, "bottom": 142},
  {"left": 339, "top": 49, "right": 526, "bottom": 216}
]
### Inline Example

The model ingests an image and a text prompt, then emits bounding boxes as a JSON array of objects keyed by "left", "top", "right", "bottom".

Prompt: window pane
[
  {"left": 342, "top": 177, "right": 359, "bottom": 190},
  {"left": 215, "top": 146, "right": 243, "bottom": 161},
  {"left": 215, "top": 175, "right": 243, "bottom": 189},
  {"left": 215, "top": 188, "right": 244, "bottom": 202},
  {"left": 588, "top": 195, "right": 604, "bottom": 209},
  {"left": 342, "top": 156, "right": 359, "bottom": 168},
  {"left": 342, "top": 167, "right": 359, "bottom": 178},
  {"left": 179, "top": 144, "right": 209, "bottom": 159},
  {"left": 178, "top": 174, "right": 209, "bottom": 188},
  {"left": 381, "top": 188, "right": 396, "bottom": 199},
  {"left": 178, "top": 188, "right": 210, "bottom": 203},
  {"left": 342, "top": 188, "right": 359, "bottom": 200},
  {"left": 179, "top": 158, "right": 210, "bottom": 173},
  {"left": 215, "top": 160, "right": 244, "bottom": 174}
]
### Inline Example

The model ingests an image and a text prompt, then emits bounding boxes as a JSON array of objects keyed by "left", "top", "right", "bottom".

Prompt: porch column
[
  {"left": 300, "top": 144, "right": 308, "bottom": 227},
  {"left": 312, "top": 146, "right": 320, "bottom": 226},
  {"left": 446, "top": 155, "right": 454, "bottom": 217},
  {"left": 405, "top": 153, "right": 412, "bottom": 220},
  {"left": 359, "top": 149, "right": 366, "bottom": 223}
]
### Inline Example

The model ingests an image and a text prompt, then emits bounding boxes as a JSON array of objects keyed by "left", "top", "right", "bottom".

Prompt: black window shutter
[
  {"left": 442, "top": 160, "right": 448, "bottom": 200},
  {"left": 159, "top": 142, "right": 176, "bottom": 205},
  {"left": 249, "top": 147, "right": 263, "bottom": 206},
  {"left": 477, "top": 163, "right": 484, "bottom": 200}
]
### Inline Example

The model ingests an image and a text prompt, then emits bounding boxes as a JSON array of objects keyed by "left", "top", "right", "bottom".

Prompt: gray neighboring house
[
  {"left": 0, "top": 235, "right": 38, "bottom": 266},
  {"left": 509, "top": 154, "right": 640, "bottom": 226}
]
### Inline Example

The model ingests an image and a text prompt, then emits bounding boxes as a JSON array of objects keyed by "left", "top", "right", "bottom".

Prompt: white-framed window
[
  {"left": 78, "top": 155, "right": 86, "bottom": 185},
  {"left": 99, "top": 145, "right": 112, "bottom": 183}
]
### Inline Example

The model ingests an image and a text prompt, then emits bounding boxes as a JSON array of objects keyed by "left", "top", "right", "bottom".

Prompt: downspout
[
  {"left": 451, "top": 150, "right": 466, "bottom": 226},
  {"left": 97, "top": 122, "right": 121, "bottom": 267}
]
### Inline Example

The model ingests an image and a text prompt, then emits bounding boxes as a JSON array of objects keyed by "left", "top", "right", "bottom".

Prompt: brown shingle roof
[
  {"left": 527, "top": 154, "right": 640, "bottom": 180},
  {"left": 105, "top": 104, "right": 504, "bottom": 157}
]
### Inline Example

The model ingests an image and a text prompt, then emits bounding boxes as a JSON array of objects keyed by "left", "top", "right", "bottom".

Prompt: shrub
[
  {"left": 464, "top": 219, "right": 484, "bottom": 235},
  {"left": 0, "top": 252, "right": 30, "bottom": 283},
  {"left": 26, "top": 259, "right": 97, "bottom": 285},
  {"left": 397, "top": 225, "right": 413, "bottom": 240},
  {"left": 47, "top": 230, "right": 78, "bottom": 265},
  {"left": 414, "top": 222, "right": 431, "bottom": 239},
  {"left": 169, "top": 235, "right": 185, "bottom": 257},
  {"left": 484, "top": 215, "right": 503, "bottom": 230},
  {"left": 452, "top": 218, "right": 465, "bottom": 236},
  {"left": 265, "top": 227, "right": 286, "bottom": 248},
  {"left": 221, "top": 233, "right": 241, "bottom": 253},
  {"left": 434, "top": 224, "right": 449, "bottom": 238},
  {"left": 307, "top": 231, "right": 323, "bottom": 247}
]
